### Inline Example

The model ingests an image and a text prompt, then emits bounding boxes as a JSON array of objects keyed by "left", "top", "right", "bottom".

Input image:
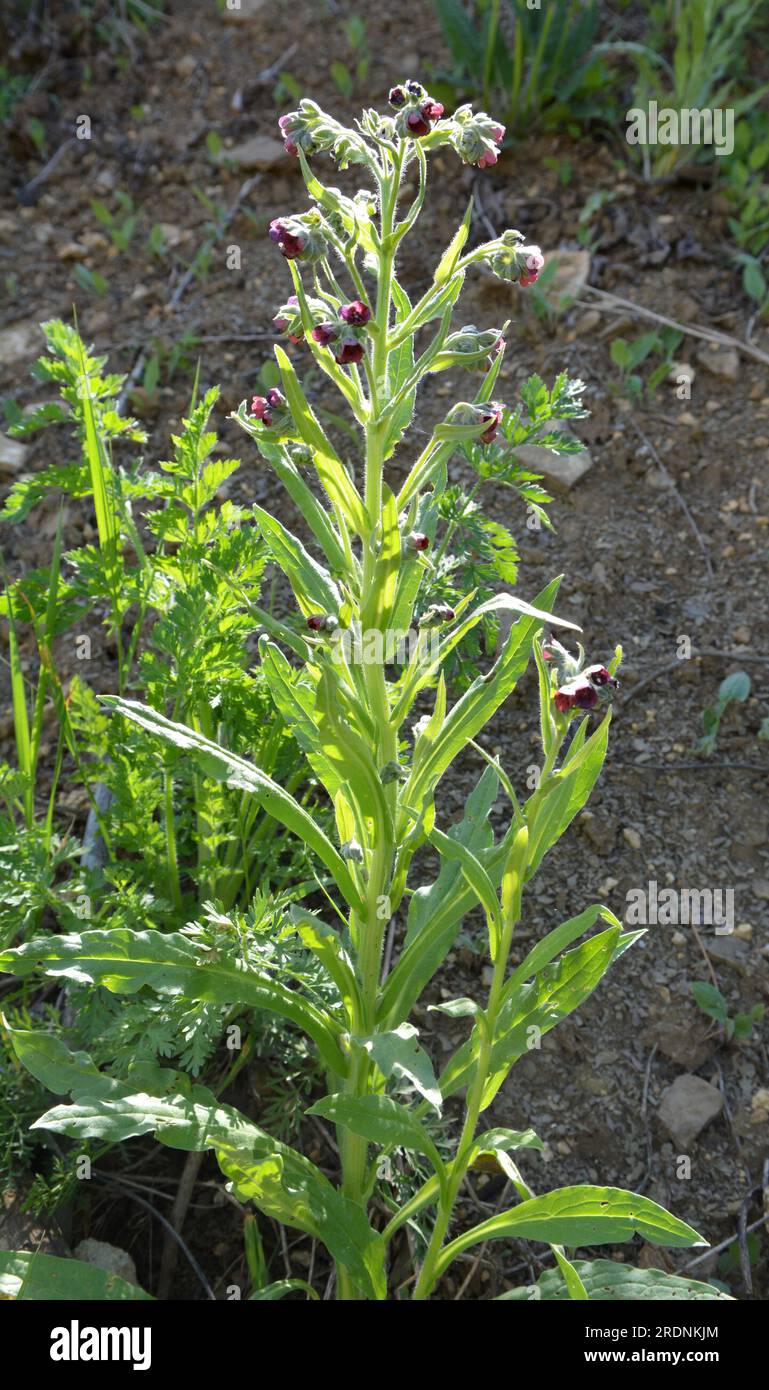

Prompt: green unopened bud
[
  {"left": 501, "top": 824, "right": 529, "bottom": 928},
  {"left": 341, "top": 838, "right": 364, "bottom": 863},
  {"left": 380, "top": 761, "right": 409, "bottom": 784}
]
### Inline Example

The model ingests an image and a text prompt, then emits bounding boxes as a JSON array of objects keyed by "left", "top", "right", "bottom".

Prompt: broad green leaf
[
  {"left": 0, "top": 1250, "right": 153, "bottom": 1301},
  {"left": 404, "top": 578, "right": 563, "bottom": 814},
  {"left": 439, "top": 926, "right": 622, "bottom": 1105},
  {"left": 258, "top": 638, "right": 341, "bottom": 797},
  {"left": 258, "top": 441, "right": 348, "bottom": 573},
  {"left": 504, "top": 904, "right": 620, "bottom": 998},
  {"left": 382, "top": 279, "right": 417, "bottom": 460},
  {"left": 10, "top": 1030, "right": 384, "bottom": 1301},
  {"left": 315, "top": 668, "right": 393, "bottom": 847},
  {"left": 308, "top": 1093, "right": 446, "bottom": 1184},
  {"left": 99, "top": 697, "right": 364, "bottom": 914},
  {"left": 360, "top": 1024, "right": 441, "bottom": 1110},
  {"left": 436, "top": 1187, "right": 707, "bottom": 1278},
  {"left": 0, "top": 928, "right": 348, "bottom": 1075},
  {"left": 391, "top": 589, "right": 580, "bottom": 729},
  {"left": 290, "top": 905, "right": 363, "bottom": 1025},
  {"left": 274, "top": 345, "right": 368, "bottom": 534},
  {"left": 429, "top": 826, "right": 502, "bottom": 959},
  {"left": 498, "top": 1258, "right": 733, "bottom": 1301},
  {"left": 359, "top": 485, "right": 400, "bottom": 634},
  {"left": 380, "top": 766, "right": 499, "bottom": 1027},
  {"left": 253, "top": 506, "right": 341, "bottom": 617},
  {"left": 525, "top": 713, "right": 611, "bottom": 878}
]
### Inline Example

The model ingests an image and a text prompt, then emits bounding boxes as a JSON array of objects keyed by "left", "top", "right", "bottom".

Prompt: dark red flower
[
  {"left": 274, "top": 295, "right": 302, "bottom": 343},
  {"left": 335, "top": 338, "right": 364, "bottom": 365},
  {"left": 477, "top": 148, "right": 498, "bottom": 169},
  {"left": 340, "top": 299, "right": 371, "bottom": 326},
  {"left": 250, "top": 395, "right": 273, "bottom": 426},
  {"left": 480, "top": 403, "right": 503, "bottom": 444},
  {"left": 575, "top": 682, "right": 599, "bottom": 709},
  {"left": 407, "top": 531, "right": 430, "bottom": 552},
  {"left": 555, "top": 678, "right": 599, "bottom": 713},
  {"left": 312, "top": 322, "right": 337, "bottom": 347},
  {"left": 554, "top": 688, "right": 575, "bottom": 713},
  {"left": 265, "top": 388, "right": 284, "bottom": 409},
  {"left": 307, "top": 614, "right": 325, "bottom": 631},
  {"left": 268, "top": 219, "right": 305, "bottom": 259},
  {"left": 389, "top": 86, "right": 407, "bottom": 108},
  {"left": 585, "top": 664, "right": 619, "bottom": 689},
  {"left": 421, "top": 100, "right": 444, "bottom": 121},
  {"left": 407, "top": 110, "right": 431, "bottom": 137}
]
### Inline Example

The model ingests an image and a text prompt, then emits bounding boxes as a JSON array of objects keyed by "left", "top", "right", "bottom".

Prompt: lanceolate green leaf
[
  {"left": 253, "top": 507, "right": 341, "bottom": 617},
  {"left": 10, "top": 1030, "right": 384, "bottom": 1300},
  {"left": 439, "top": 926, "right": 623, "bottom": 1104},
  {"left": 435, "top": 1186, "right": 707, "bottom": 1279},
  {"left": 274, "top": 345, "right": 368, "bottom": 535},
  {"left": 0, "top": 928, "right": 348, "bottom": 1075},
  {"left": 308, "top": 1093, "right": 447, "bottom": 1186},
  {"left": 99, "top": 697, "right": 364, "bottom": 913},
  {"left": 525, "top": 713, "right": 611, "bottom": 878},
  {"left": 499, "top": 1258, "right": 733, "bottom": 1301}
]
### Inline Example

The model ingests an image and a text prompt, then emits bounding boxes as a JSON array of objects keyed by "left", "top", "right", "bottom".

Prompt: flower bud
[
  {"left": 250, "top": 395, "right": 274, "bottom": 425},
  {"left": 418, "top": 603, "right": 456, "bottom": 627},
  {"left": 406, "top": 531, "right": 430, "bottom": 552},
  {"left": 340, "top": 299, "right": 371, "bottom": 325},
  {"left": 307, "top": 612, "right": 339, "bottom": 633},
  {"left": 447, "top": 104, "right": 505, "bottom": 168},
  {"left": 380, "top": 761, "right": 409, "bottom": 784},
  {"left": 585, "top": 664, "right": 619, "bottom": 689},
  {"left": 389, "top": 85, "right": 407, "bottom": 108},
  {"left": 391, "top": 81, "right": 446, "bottom": 139},
  {"left": 489, "top": 230, "right": 545, "bottom": 288},
  {"left": 273, "top": 294, "right": 303, "bottom": 343},
  {"left": 341, "top": 838, "right": 364, "bottom": 863},
  {"left": 268, "top": 212, "right": 329, "bottom": 263},
  {"left": 479, "top": 402, "right": 504, "bottom": 444}
]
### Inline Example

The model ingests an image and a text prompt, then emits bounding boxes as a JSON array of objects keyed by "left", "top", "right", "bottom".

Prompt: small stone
[
  {"left": 671, "top": 931, "right": 686, "bottom": 947},
  {"left": 548, "top": 249, "right": 591, "bottom": 303},
  {"left": 753, "top": 879, "right": 769, "bottom": 901},
  {"left": 732, "top": 625, "right": 750, "bottom": 643},
  {"left": 176, "top": 54, "right": 197, "bottom": 77},
  {"left": 512, "top": 431, "right": 592, "bottom": 493},
  {"left": 214, "top": 134, "right": 289, "bottom": 170},
  {"left": 658, "top": 1074, "right": 724, "bottom": 1147},
  {"left": 0, "top": 435, "right": 29, "bottom": 474},
  {"left": 222, "top": 0, "right": 267, "bottom": 19},
  {"left": 667, "top": 361, "right": 695, "bottom": 386},
  {"left": 56, "top": 241, "right": 88, "bottom": 261},
  {"left": 646, "top": 1018, "right": 711, "bottom": 1071},
  {"left": 0, "top": 319, "right": 41, "bottom": 366},
  {"left": 696, "top": 343, "right": 739, "bottom": 381},
  {"left": 750, "top": 1088, "right": 769, "bottom": 1124},
  {"left": 574, "top": 308, "right": 601, "bottom": 335},
  {"left": 733, "top": 922, "right": 753, "bottom": 940},
  {"left": 74, "top": 1239, "right": 138, "bottom": 1287},
  {"left": 705, "top": 935, "right": 749, "bottom": 972},
  {"left": 622, "top": 826, "right": 642, "bottom": 850}
]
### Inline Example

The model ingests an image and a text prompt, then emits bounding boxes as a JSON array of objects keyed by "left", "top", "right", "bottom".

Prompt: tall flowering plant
[{"left": 0, "top": 84, "right": 722, "bottom": 1303}]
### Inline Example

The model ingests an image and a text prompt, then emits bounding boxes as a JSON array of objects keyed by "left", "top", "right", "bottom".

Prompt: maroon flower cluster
[
  {"left": 554, "top": 665, "right": 618, "bottom": 714},
  {"left": 273, "top": 293, "right": 303, "bottom": 343},
  {"left": 268, "top": 219, "right": 305, "bottom": 260},
  {"left": 311, "top": 299, "right": 371, "bottom": 365},
  {"left": 389, "top": 81, "right": 445, "bottom": 138},
  {"left": 250, "top": 387, "right": 286, "bottom": 428}
]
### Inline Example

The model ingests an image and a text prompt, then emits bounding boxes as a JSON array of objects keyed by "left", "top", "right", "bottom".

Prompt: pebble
[
  {"left": 74, "top": 1239, "right": 138, "bottom": 1287},
  {"left": 696, "top": 343, "right": 739, "bottom": 381},
  {"left": 658, "top": 1074, "right": 725, "bottom": 1148},
  {"left": 0, "top": 319, "right": 41, "bottom": 366},
  {"left": 511, "top": 431, "right": 593, "bottom": 492},
  {"left": 622, "top": 826, "right": 642, "bottom": 850},
  {"left": 214, "top": 135, "right": 290, "bottom": 170},
  {"left": 0, "top": 435, "right": 29, "bottom": 474}
]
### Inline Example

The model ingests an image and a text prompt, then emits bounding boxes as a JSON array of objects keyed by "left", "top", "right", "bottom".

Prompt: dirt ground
[{"left": 1, "top": 0, "right": 767, "bottom": 1299}]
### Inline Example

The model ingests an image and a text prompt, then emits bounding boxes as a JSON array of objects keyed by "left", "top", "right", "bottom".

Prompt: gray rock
[
  {"left": 0, "top": 435, "right": 29, "bottom": 474},
  {"left": 512, "top": 431, "right": 593, "bottom": 492},
  {"left": 696, "top": 343, "right": 739, "bottom": 381},
  {"left": 548, "top": 249, "right": 591, "bottom": 304},
  {"left": 215, "top": 135, "right": 289, "bottom": 170},
  {"left": 658, "top": 1074, "right": 724, "bottom": 1148},
  {"left": 221, "top": 0, "right": 267, "bottom": 22},
  {"left": 0, "top": 319, "right": 41, "bottom": 367},
  {"left": 74, "top": 1238, "right": 138, "bottom": 1287},
  {"left": 704, "top": 935, "right": 749, "bottom": 973}
]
